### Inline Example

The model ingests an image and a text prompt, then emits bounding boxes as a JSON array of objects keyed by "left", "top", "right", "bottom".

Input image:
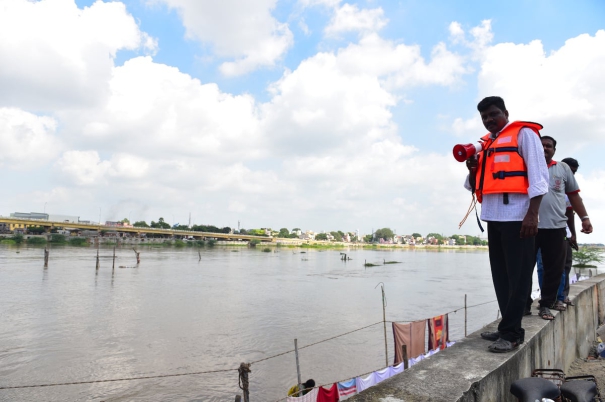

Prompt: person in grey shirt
[{"left": 532, "top": 136, "right": 593, "bottom": 320}]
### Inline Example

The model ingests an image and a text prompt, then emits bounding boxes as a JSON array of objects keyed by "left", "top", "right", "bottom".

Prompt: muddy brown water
[{"left": 0, "top": 244, "right": 601, "bottom": 401}]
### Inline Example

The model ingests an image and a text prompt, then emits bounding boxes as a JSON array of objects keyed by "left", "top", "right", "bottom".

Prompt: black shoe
[
  {"left": 481, "top": 331, "right": 524, "bottom": 343},
  {"left": 480, "top": 331, "right": 500, "bottom": 341},
  {"left": 488, "top": 338, "right": 520, "bottom": 353}
]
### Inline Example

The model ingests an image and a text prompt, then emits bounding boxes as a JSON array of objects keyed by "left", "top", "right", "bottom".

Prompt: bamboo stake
[
  {"left": 464, "top": 294, "right": 468, "bottom": 337},
  {"left": 294, "top": 339, "right": 302, "bottom": 397}
]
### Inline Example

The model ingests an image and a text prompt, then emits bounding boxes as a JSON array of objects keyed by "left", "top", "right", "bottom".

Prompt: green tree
[
  {"left": 451, "top": 234, "right": 466, "bottom": 245},
  {"left": 27, "top": 226, "right": 46, "bottom": 234},
  {"left": 150, "top": 217, "right": 171, "bottom": 229},
  {"left": 133, "top": 221, "right": 149, "bottom": 228},
  {"left": 375, "top": 228, "right": 394, "bottom": 241},
  {"left": 363, "top": 234, "right": 374, "bottom": 243},
  {"left": 411, "top": 233, "right": 422, "bottom": 238},
  {"left": 121, "top": 218, "right": 130, "bottom": 224},
  {"left": 426, "top": 233, "right": 443, "bottom": 241},
  {"left": 174, "top": 224, "right": 190, "bottom": 231},
  {"left": 278, "top": 228, "right": 290, "bottom": 238},
  {"left": 315, "top": 233, "right": 328, "bottom": 241},
  {"left": 573, "top": 246, "right": 604, "bottom": 268},
  {"left": 330, "top": 231, "right": 343, "bottom": 241}
]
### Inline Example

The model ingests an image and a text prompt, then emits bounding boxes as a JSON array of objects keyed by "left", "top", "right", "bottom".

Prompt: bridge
[{"left": 0, "top": 216, "right": 273, "bottom": 242}]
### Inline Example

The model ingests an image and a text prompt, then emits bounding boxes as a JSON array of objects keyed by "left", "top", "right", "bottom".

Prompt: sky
[{"left": 1, "top": 0, "right": 604, "bottom": 242}]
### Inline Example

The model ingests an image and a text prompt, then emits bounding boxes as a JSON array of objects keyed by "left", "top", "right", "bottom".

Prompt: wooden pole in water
[
  {"left": 112, "top": 246, "right": 116, "bottom": 270},
  {"left": 44, "top": 247, "right": 49, "bottom": 268},
  {"left": 294, "top": 339, "right": 302, "bottom": 396},
  {"left": 464, "top": 294, "right": 468, "bottom": 337},
  {"left": 402, "top": 344, "right": 409, "bottom": 369},
  {"left": 198, "top": 250, "right": 201, "bottom": 262},
  {"left": 96, "top": 247, "right": 100, "bottom": 270}
]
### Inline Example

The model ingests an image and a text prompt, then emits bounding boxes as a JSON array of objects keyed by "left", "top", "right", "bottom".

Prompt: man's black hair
[
  {"left": 561, "top": 157, "right": 579, "bottom": 168},
  {"left": 541, "top": 136, "right": 557, "bottom": 148},
  {"left": 304, "top": 379, "right": 315, "bottom": 388},
  {"left": 477, "top": 96, "right": 507, "bottom": 113}
]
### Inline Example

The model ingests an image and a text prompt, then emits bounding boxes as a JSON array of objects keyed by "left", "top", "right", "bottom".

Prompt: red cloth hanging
[
  {"left": 317, "top": 383, "right": 340, "bottom": 402},
  {"left": 428, "top": 314, "right": 449, "bottom": 350}
]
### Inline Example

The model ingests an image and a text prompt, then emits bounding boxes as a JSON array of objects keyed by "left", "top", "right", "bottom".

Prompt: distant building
[
  {"left": 49, "top": 214, "right": 79, "bottom": 223},
  {"left": 10, "top": 212, "right": 49, "bottom": 220}
]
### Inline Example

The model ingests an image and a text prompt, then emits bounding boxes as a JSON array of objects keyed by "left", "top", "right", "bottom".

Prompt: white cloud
[
  {"left": 0, "top": 0, "right": 155, "bottom": 111},
  {"left": 474, "top": 30, "right": 605, "bottom": 146},
  {"left": 56, "top": 150, "right": 111, "bottom": 186},
  {"left": 150, "top": 0, "right": 293, "bottom": 76},
  {"left": 325, "top": 3, "right": 388, "bottom": 35},
  {"left": 0, "top": 108, "right": 61, "bottom": 169},
  {"left": 333, "top": 34, "right": 468, "bottom": 88}
]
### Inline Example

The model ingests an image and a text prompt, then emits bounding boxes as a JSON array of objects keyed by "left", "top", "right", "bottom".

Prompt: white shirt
[{"left": 464, "top": 123, "right": 549, "bottom": 222}]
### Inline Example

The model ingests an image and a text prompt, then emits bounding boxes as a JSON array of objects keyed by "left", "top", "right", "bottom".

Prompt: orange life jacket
[{"left": 474, "top": 121, "right": 543, "bottom": 203}]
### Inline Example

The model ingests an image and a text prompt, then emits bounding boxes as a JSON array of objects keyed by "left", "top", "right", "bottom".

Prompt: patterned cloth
[
  {"left": 428, "top": 314, "right": 449, "bottom": 350},
  {"left": 337, "top": 379, "right": 357, "bottom": 398}
]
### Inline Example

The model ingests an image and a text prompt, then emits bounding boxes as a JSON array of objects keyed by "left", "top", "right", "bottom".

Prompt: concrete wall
[{"left": 348, "top": 273, "right": 605, "bottom": 402}]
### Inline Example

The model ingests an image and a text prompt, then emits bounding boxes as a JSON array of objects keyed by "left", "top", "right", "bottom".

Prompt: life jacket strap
[{"left": 492, "top": 171, "right": 527, "bottom": 180}]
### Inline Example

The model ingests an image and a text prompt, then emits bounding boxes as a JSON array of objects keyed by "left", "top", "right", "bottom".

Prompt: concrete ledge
[{"left": 348, "top": 273, "right": 605, "bottom": 402}]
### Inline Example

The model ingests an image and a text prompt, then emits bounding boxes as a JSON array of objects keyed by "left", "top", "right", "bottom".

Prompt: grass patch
[
  {"left": 69, "top": 238, "right": 88, "bottom": 246},
  {"left": 49, "top": 234, "right": 67, "bottom": 244},
  {"left": 249, "top": 239, "right": 260, "bottom": 247},
  {"left": 262, "top": 248, "right": 272, "bottom": 252},
  {"left": 573, "top": 264, "right": 597, "bottom": 268},
  {"left": 384, "top": 261, "right": 401, "bottom": 264},
  {"left": 0, "top": 239, "right": 17, "bottom": 245},
  {"left": 27, "top": 237, "right": 47, "bottom": 245},
  {"left": 364, "top": 262, "right": 379, "bottom": 267},
  {"left": 174, "top": 240, "right": 186, "bottom": 248}
]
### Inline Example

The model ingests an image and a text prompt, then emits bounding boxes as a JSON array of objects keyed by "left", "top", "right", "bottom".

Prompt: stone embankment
[{"left": 348, "top": 273, "right": 605, "bottom": 402}]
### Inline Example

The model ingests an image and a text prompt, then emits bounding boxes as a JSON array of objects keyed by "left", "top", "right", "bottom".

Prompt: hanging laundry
[
  {"left": 392, "top": 320, "right": 426, "bottom": 365},
  {"left": 355, "top": 372, "right": 377, "bottom": 392},
  {"left": 375, "top": 367, "right": 391, "bottom": 384},
  {"left": 389, "top": 362, "right": 404, "bottom": 376},
  {"left": 428, "top": 314, "right": 449, "bottom": 351},
  {"left": 317, "top": 383, "right": 340, "bottom": 402},
  {"left": 287, "top": 387, "right": 319, "bottom": 402},
  {"left": 446, "top": 341, "right": 456, "bottom": 348},
  {"left": 337, "top": 379, "right": 357, "bottom": 398}
]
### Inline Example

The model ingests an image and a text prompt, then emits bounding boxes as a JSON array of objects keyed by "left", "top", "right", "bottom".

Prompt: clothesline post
[
  {"left": 401, "top": 345, "right": 409, "bottom": 370},
  {"left": 380, "top": 283, "right": 388, "bottom": 367},
  {"left": 464, "top": 294, "right": 468, "bottom": 337},
  {"left": 294, "top": 338, "right": 302, "bottom": 396}
]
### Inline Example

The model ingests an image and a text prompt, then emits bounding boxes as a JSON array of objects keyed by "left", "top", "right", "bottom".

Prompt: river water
[{"left": 0, "top": 244, "right": 601, "bottom": 401}]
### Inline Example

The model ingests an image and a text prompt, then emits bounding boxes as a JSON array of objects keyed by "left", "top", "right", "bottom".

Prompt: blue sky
[{"left": 1, "top": 0, "right": 604, "bottom": 242}]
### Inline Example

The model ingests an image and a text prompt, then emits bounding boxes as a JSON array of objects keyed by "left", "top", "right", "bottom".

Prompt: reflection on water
[{"left": 0, "top": 245, "right": 601, "bottom": 401}]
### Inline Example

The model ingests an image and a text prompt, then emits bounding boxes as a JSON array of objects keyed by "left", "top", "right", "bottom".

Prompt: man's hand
[
  {"left": 521, "top": 195, "right": 543, "bottom": 238},
  {"left": 581, "top": 218, "right": 593, "bottom": 234},
  {"left": 520, "top": 210, "right": 539, "bottom": 238},
  {"left": 466, "top": 156, "right": 478, "bottom": 172},
  {"left": 569, "top": 234, "right": 579, "bottom": 250}
]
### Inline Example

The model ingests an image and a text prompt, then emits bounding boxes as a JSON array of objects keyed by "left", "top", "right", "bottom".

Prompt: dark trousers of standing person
[
  {"left": 535, "top": 228, "right": 567, "bottom": 308},
  {"left": 487, "top": 221, "right": 535, "bottom": 343}
]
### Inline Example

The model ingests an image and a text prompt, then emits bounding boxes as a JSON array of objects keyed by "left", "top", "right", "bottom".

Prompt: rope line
[
  {"left": 0, "top": 368, "right": 237, "bottom": 390},
  {"left": 389, "top": 299, "right": 497, "bottom": 322},
  {"left": 250, "top": 321, "right": 383, "bottom": 365}
]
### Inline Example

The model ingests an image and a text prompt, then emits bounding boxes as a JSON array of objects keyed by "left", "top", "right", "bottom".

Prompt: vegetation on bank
[{"left": 573, "top": 246, "right": 603, "bottom": 268}]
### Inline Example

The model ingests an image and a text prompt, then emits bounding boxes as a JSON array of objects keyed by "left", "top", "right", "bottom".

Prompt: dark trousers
[
  {"left": 563, "top": 240, "right": 572, "bottom": 298},
  {"left": 535, "top": 228, "right": 567, "bottom": 308},
  {"left": 487, "top": 221, "right": 535, "bottom": 342}
]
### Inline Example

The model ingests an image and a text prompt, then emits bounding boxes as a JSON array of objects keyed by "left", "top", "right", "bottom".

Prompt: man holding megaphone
[{"left": 461, "top": 96, "right": 549, "bottom": 353}]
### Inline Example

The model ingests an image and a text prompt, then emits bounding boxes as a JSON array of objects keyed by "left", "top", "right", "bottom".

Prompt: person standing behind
[
  {"left": 532, "top": 138, "right": 592, "bottom": 321},
  {"left": 465, "top": 96, "right": 548, "bottom": 353},
  {"left": 559, "top": 157, "right": 580, "bottom": 305}
]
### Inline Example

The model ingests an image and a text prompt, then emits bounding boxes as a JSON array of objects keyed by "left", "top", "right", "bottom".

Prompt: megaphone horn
[{"left": 453, "top": 142, "right": 483, "bottom": 162}]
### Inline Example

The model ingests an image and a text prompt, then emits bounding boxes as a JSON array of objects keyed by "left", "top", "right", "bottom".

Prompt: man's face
[
  {"left": 480, "top": 105, "right": 509, "bottom": 135},
  {"left": 542, "top": 138, "right": 556, "bottom": 163}
]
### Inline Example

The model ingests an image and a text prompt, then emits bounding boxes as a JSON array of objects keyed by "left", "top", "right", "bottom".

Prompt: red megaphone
[{"left": 452, "top": 142, "right": 484, "bottom": 162}]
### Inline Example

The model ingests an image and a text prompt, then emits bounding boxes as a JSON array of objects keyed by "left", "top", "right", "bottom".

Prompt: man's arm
[
  {"left": 567, "top": 192, "right": 593, "bottom": 234},
  {"left": 518, "top": 128, "right": 549, "bottom": 237},
  {"left": 521, "top": 195, "right": 543, "bottom": 238}
]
